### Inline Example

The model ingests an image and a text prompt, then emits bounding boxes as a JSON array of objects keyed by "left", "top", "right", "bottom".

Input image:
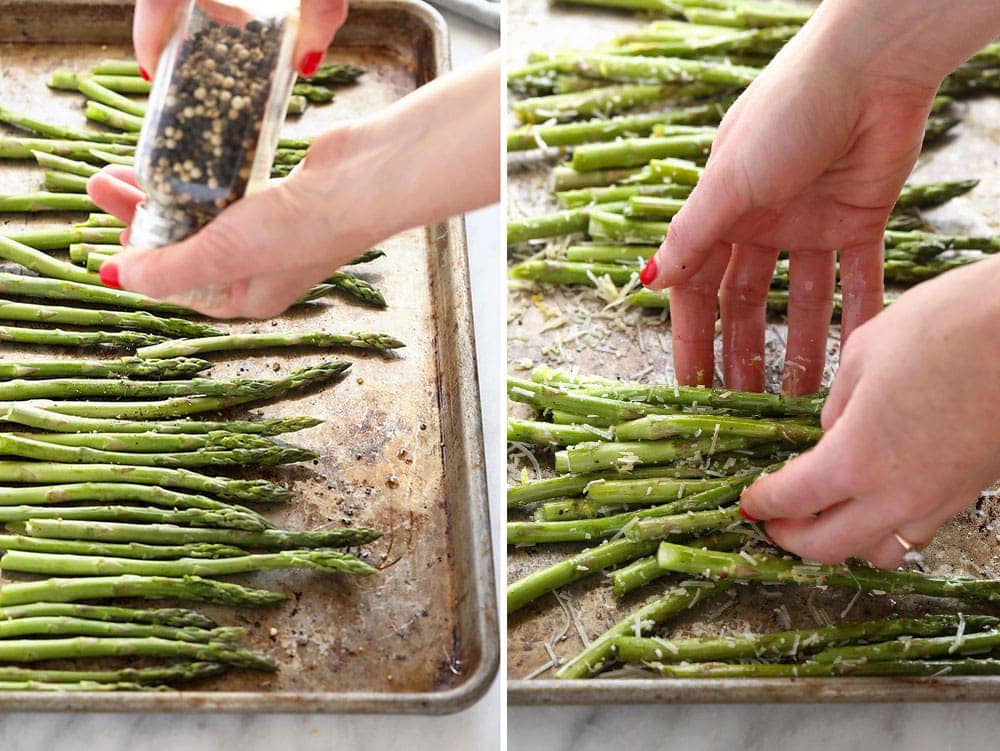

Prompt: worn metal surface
[
  {"left": 0, "top": 0, "right": 497, "bottom": 713},
  {"left": 506, "top": 0, "right": 1000, "bottom": 704}
]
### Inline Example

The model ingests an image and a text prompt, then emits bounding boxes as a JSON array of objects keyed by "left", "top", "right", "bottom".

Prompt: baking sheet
[
  {"left": 0, "top": 0, "right": 498, "bottom": 713},
  {"left": 505, "top": 0, "right": 1000, "bottom": 703}
]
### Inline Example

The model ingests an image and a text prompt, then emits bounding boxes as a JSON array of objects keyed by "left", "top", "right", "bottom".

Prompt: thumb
[
  {"left": 133, "top": 0, "right": 188, "bottom": 80},
  {"left": 294, "top": 0, "right": 349, "bottom": 75},
  {"left": 642, "top": 158, "right": 749, "bottom": 291}
]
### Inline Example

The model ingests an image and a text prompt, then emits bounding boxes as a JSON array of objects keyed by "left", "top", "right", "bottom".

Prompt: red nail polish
[
  {"left": 300, "top": 50, "right": 324, "bottom": 77},
  {"left": 738, "top": 505, "right": 758, "bottom": 523},
  {"left": 100, "top": 263, "right": 122, "bottom": 290},
  {"left": 639, "top": 256, "right": 659, "bottom": 286},
  {"left": 140, "top": 67, "right": 151, "bottom": 82}
]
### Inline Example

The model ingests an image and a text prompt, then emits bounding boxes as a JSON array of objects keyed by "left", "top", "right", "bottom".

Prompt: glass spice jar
[{"left": 129, "top": 0, "right": 300, "bottom": 248}]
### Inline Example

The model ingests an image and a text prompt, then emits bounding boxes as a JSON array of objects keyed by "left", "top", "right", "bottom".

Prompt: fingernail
[
  {"left": 639, "top": 256, "right": 659, "bottom": 286},
  {"left": 299, "top": 50, "right": 324, "bottom": 77},
  {"left": 140, "top": 67, "right": 151, "bottom": 82},
  {"left": 738, "top": 505, "right": 758, "bottom": 523},
  {"left": 100, "top": 262, "right": 121, "bottom": 290}
]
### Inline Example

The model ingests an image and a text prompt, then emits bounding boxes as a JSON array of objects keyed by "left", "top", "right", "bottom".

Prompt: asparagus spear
[
  {"left": 611, "top": 530, "right": 748, "bottom": 595},
  {"left": 76, "top": 76, "right": 147, "bottom": 117},
  {"left": 588, "top": 209, "right": 668, "bottom": 243},
  {"left": 512, "top": 54, "right": 759, "bottom": 88},
  {"left": 507, "top": 480, "right": 750, "bottom": 544},
  {"left": 3, "top": 226, "right": 121, "bottom": 250},
  {"left": 0, "top": 107, "right": 136, "bottom": 145},
  {"left": 44, "top": 170, "right": 90, "bottom": 193},
  {"left": 0, "top": 403, "right": 320, "bottom": 436},
  {"left": 508, "top": 377, "right": 679, "bottom": 422},
  {"left": 0, "top": 535, "right": 246, "bottom": 561},
  {"left": 88, "top": 147, "right": 135, "bottom": 165},
  {"left": 0, "top": 505, "right": 263, "bottom": 529},
  {"left": 293, "top": 82, "right": 335, "bottom": 102},
  {"left": 649, "top": 659, "right": 1000, "bottom": 678},
  {"left": 0, "top": 374, "right": 315, "bottom": 400},
  {"left": 0, "top": 325, "right": 165, "bottom": 349},
  {"left": 555, "top": 579, "right": 733, "bottom": 679},
  {"left": 571, "top": 133, "right": 716, "bottom": 171},
  {"left": 656, "top": 542, "right": 1000, "bottom": 604},
  {"left": 135, "top": 331, "right": 405, "bottom": 359},
  {"left": 613, "top": 413, "right": 823, "bottom": 444},
  {"left": 509, "top": 539, "right": 658, "bottom": 612},
  {"left": 0, "top": 574, "right": 285, "bottom": 607},
  {"left": 513, "top": 83, "right": 723, "bottom": 123},
  {"left": 557, "top": 184, "right": 693, "bottom": 210},
  {"left": 0, "top": 192, "right": 98, "bottom": 212},
  {"left": 614, "top": 615, "right": 999, "bottom": 664},
  {"left": 85, "top": 252, "right": 115, "bottom": 272},
  {"left": 896, "top": 179, "right": 980, "bottom": 209},
  {"left": 84, "top": 101, "right": 144, "bottom": 132},
  {"left": 0, "top": 299, "right": 218, "bottom": 338},
  {"left": 302, "top": 63, "right": 364, "bottom": 84},
  {"left": 509, "top": 258, "right": 639, "bottom": 283},
  {"left": 508, "top": 465, "right": 722, "bottom": 507},
  {"left": 624, "top": 195, "right": 688, "bottom": 219},
  {"left": 924, "top": 113, "right": 961, "bottom": 144},
  {"left": 0, "top": 433, "right": 316, "bottom": 468},
  {"left": 815, "top": 630, "right": 1000, "bottom": 663},
  {"left": 563, "top": 378, "right": 825, "bottom": 418},
  {"left": 0, "top": 234, "right": 103, "bottom": 285},
  {"left": 0, "top": 680, "right": 169, "bottom": 691},
  {"left": 585, "top": 477, "right": 733, "bottom": 505},
  {"left": 551, "top": 165, "right": 647, "bottom": 191},
  {"left": 77, "top": 213, "right": 126, "bottom": 228},
  {"left": 89, "top": 59, "right": 143, "bottom": 75},
  {"left": 324, "top": 271, "right": 387, "bottom": 307},
  {"left": 0, "top": 361, "right": 350, "bottom": 419},
  {"left": 0, "top": 137, "right": 134, "bottom": 161},
  {"left": 555, "top": 436, "right": 762, "bottom": 473},
  {"left": 32, "top": 150, "right": 102, "bottom": 177},
  {"left": 0, "top": 356, "right": 209, "bottom": 380},
  {"left": 0, "top": 614, "right": 243, "bottom": 644},
  {"left": 507, "top": 417, "right": 613, "bottom": 446},
  {"left": 0, "top": 602, "right": 216, "bottom": 629},
  {"left": 18, "top": 430, "right": 278, "bottom": 453},
  {"left": 1, "top": 548, "right": 377, "bottom": 578},
  {"left": 0, "top": 636, "right": 274, "bottom": 670},
  {"left": 70, "top": 242, "right": 124, "bottom": 262},
  {"left": 507, "top": 204, "right": 627, "bottom": 245},
  {"left": 0, "top": 463, "right": 293, "bottom": 503},
  {"left": 0, "top": 484, "right": 270, "bottom": 522},
  {"left": 348, "top": 248, "right": 386, "bottom": 265},
  {"left": 508, "top": 107, "right": 726, "bottom": 151},
  {"left": 0, "top": 662, "right": 225, "bottom": 685},
  {"left": 16, "top": 519, "right": 382, "bottom": 550}
]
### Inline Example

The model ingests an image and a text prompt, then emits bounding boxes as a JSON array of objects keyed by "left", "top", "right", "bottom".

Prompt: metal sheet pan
[
  {"left": 505, "top": 0, "right": 1000, "bottom": 704},
  {"left": 0, "top": 0, "right": 497, "bottom": 713}
]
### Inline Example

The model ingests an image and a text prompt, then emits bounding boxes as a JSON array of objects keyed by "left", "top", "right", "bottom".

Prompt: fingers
[
  {"left": 762, "top": 496, "right": 891, "bottom": 565},
  {"left": 782, "top": 250, "right": 836, "bottom": 395},
  {"left": 642, "top": 160, "right": 749, "bottom": 291},
  {"left": 133, "top": 0, "right": 187, "bottom": 79},
  {"left": 668, "top": 241, "right": 731, "bottom": 386},
  {"left": 839, "top": 242, "right": 884, "bottom": 343},
  {"left": 86, "top": 167, "right": 144, "bottom": 226},
  {"left": 159, "top": 264, "right": 332, "bottom": 319},
  {"left": 739, "top": 432, "right": 855, "bottom": 521},
  {"left": 720, "top": 243, "right": 779, "bottom": 391},
  {"left": 294, "top": 0, "right": 349, "bottom": 75}
]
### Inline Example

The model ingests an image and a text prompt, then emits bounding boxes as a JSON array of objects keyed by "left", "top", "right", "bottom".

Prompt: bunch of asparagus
[
  {"left": 507, "top": 367, "right": 1000, "bottom": 680},
  {"left": 0, "top": 61, "right": 412, "bottom": 692},
  {"left": 506, "top": 8, "right": 999, "bottom": 297}
]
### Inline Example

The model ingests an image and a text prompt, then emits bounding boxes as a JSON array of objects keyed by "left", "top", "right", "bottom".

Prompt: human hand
[
  {"left": 739, "top": 256, "right": 1000, "bottom": 568},
  {"left": 132, "top": 0, "right": 348, "bottom": 80},
  {"left": 88, "top": 53, "right": 500, "bottom": 318},
  {"left": 640, "top": 0, "right": 1000, "bottom": 395}
]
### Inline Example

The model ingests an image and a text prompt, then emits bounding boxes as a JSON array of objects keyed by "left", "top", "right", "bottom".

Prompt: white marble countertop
[
  {"left": 510, "top": 703, "right": 1000, "bottom": 750},
  {"left": 0, "top": 10, "right": 501, "bottom": 751}
]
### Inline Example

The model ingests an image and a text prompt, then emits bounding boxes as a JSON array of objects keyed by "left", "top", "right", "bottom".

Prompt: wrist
[{"left": 810, "top": 0, "right": 1000, "bottom": 91}]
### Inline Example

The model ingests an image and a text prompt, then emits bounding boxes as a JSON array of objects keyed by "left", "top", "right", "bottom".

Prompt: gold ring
[{"left": 893, "top": 531, "right": 916, "bottom": 552}]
